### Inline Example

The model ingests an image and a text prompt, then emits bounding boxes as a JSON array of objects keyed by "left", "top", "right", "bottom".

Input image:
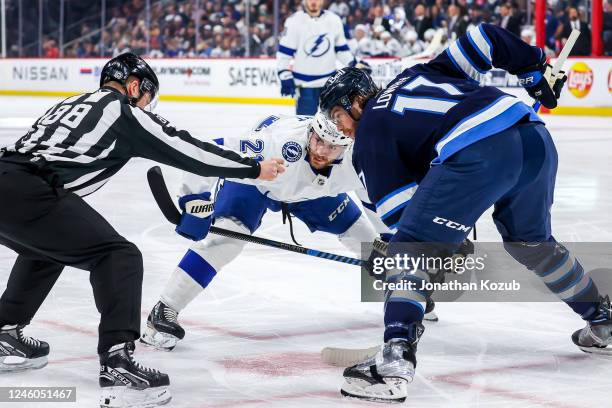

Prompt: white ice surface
[{"left": 0, "top": 96, "right": 611, "bottom": 407}]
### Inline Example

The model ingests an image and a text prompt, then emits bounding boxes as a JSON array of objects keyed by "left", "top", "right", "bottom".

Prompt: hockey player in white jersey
[
  {"left": 277, "top": 0, "right": 355, "bottom": 115},
  {"left": 141, "top": 113, "right": 382, "bottom": 350}
]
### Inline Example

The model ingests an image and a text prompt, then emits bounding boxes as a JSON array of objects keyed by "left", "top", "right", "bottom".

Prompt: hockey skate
[
  {"left": 140, "top": 301, "right": 184, "bottom": 351},
  {"left": 423, "top": 297, "right": 438, "bottom": 322},
  {"left": 0, "top": 324, "right": 49, "bottom": 372},
  {"left": 341, "top": 323, "right": 423, "bottom": 403},
  {"left": 572, "top": 295, "right": 612, "bottom": 355},
  {"left": 99, "top": 341, "right": 171, "bottom": 408}
]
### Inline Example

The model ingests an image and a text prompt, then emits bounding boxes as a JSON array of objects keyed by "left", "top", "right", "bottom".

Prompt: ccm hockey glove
[
  {"left": 176, "top": 192, "right": 214, "bottom": 241},
  {"left": 517, "top": 57, "right": 567, "bottom": 109}
]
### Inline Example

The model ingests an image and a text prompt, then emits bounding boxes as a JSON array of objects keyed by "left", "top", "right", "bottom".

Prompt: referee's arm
[{"left": 126, "top": 105, "right": 261, "bottom": 179}]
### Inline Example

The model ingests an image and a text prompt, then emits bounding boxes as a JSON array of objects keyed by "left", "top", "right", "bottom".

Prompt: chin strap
[{"left": 281, "top": 202, "right": 301, "bottom": 246}]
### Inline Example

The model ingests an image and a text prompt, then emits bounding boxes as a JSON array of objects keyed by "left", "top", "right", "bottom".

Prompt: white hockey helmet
[{"left": 309, "top": 112, "right": 353, "bottom": 146}]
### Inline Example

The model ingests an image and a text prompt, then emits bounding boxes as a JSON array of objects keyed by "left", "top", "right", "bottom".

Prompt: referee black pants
[{"left": 0, "top": 161, "right": 143, "bottom": 355}]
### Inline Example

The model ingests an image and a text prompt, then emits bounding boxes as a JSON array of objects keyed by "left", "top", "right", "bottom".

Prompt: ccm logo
[
  {"left": 432, "top": 217, "right": 472, "bottom": 232},
  {"left": 329, "top": 196, "right": 351, "bottom": 221}
]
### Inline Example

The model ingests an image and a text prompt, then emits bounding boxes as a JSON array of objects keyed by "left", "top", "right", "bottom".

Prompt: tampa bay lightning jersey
[
  {"left": 352, "top": 23, "right": 544, "bottom": 231},
  {"left": 277, "top": 10, "right": 354, "bottom": 88}
]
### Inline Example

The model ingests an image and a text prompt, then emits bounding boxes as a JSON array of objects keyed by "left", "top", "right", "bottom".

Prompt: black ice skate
[
  {"left": 341, "top": 323, "right": 423, "bottom": 403},
  {"left": 572, "top": 295, "right": 612, "bottom": 355},
  {"left": 424, "top": 297, "right": 438, "bottom": 322},
  {"left": 140, "top": 301, "right": 184, "bottom": 351},
  {"left": 99, "top": 341, "right": 171, "bottom": 408},
  {"left": 0, "top": 324, "right": 49, "bottom": 372}
]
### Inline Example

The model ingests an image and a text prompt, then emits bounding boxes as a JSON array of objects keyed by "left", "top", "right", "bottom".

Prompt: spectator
[
  {"left": 329, "top": 0, "right": 350, "bottom": 18},
  {"left": 370, "top": 24, "right": 387, "bottom": 56},
  {"left": 7, "top": 0, "right": 601, "bottom": 59},
  {"left": 545, "top": 6, "right": 560, "bottom": 50},
  {"left": 556, "top": 6, "right": 591, "bottom": 55},
  {"left": 413, "top": 4, "right": 433, "bottom": 41},
  {"left": 498, "top": 3, "right": 521, "bottom": 37},
  {"left": 43, "top": 37, "right": 60, "bottom": 58},
  {"left": 521, "top": 27, "right": 535, "bottom": 45},
  {"left": 402, "top": 30, "right": 425, "bottom": 56},
  {"left": 380, "top": 31, "right": 402, "bottom": 56},
  {"left": 447, "top": 4, "right": 469, "bottom": 39},
  {"left": 77, "top": 40, "right": 97, "bottom": 58}
]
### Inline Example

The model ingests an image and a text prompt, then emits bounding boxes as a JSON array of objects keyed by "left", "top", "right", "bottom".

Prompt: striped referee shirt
[{"left": 0, "top": 87, "right": 260, "bottom": 196}]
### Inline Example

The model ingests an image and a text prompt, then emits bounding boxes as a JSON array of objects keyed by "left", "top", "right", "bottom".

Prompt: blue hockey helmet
[{"left": 319, "top": 67, "right": 379, "bottom": 120}]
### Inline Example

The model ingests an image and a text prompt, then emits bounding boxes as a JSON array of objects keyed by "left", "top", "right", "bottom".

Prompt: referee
[{"left": 0, "top": 53, "right": 283, "bottom": 407}]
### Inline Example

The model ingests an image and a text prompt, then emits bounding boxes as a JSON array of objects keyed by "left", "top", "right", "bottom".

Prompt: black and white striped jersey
[{"left": 0, "top": 87, "right": 260, "bottom": 196}]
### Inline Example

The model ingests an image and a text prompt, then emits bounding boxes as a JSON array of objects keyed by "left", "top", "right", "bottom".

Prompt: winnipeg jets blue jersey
[{"left": 352, "top": 24, "right": 545, "bottom": 231}]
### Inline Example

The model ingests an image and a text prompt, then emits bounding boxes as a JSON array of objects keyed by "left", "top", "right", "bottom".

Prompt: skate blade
[
  {"left": 424, "top": 311, "right": 439, "bottom": 322},
  {"left": 340, "top": 377, "right": 408, "bottom": 403},
  {"left": 100, "top": 385, "right": 171, "bottom": 408},
  {"left": 577, "top": 344, "right": 612, "bottom": 356},
  {"left": 140, "top": 327, "right": 178, "bottom": 351},
  {"left": 0, "top": 356, "right": 48, "bottom": 373}
]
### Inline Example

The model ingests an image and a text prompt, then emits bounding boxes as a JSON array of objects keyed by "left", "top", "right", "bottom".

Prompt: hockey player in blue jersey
[{"left": 319, "top": 24, "right": 611, "bottom": 402}]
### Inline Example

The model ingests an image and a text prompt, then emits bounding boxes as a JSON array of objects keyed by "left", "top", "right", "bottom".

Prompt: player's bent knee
[{"left": 503, "top": 238, "right": 561, "bottom": 272}]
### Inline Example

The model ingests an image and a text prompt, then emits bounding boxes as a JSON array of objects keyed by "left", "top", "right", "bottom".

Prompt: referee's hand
[{"left": 258, "top": 158, "right": 286, "bottom": 181}]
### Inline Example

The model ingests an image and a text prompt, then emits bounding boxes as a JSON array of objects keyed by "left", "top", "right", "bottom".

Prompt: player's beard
[{"left": 308, "top": 153, "right": 333, "bottom": 169}]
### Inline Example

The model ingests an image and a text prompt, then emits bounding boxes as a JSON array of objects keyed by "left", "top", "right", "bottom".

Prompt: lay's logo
[{"left": 567, "top": 62, "right": 593, "bottom": 98}]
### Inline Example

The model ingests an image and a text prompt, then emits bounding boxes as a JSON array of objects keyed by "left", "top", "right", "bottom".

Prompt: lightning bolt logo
[
  {"left": 305, "top": 34, "right": 330, "bottom": 57},
  {"left": 309, "top": 34, "right": 326, "bottom": 55}
]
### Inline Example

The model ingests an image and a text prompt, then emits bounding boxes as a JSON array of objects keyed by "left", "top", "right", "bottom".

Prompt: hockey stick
[
  {"left": 532, "top": 29, "right": 580, "bottom": 112},
  {"left": 146, "top": 166, "right": 364, "bottom": 267},
  {"left": 321, "top": 345, "right": 380, "bottom": 367}
]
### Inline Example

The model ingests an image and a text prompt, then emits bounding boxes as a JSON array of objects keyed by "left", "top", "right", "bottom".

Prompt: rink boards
[{"left": 0, "top": 57, "right": 610, "bottom": 116}]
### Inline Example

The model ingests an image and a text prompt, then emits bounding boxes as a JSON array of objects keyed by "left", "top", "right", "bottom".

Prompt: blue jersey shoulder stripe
[
  {"left": 278, "top": 45, "right": 296, "bottom": 56},
  {"left": 334, "top": 44, "right": 350, "bottom": 52}
]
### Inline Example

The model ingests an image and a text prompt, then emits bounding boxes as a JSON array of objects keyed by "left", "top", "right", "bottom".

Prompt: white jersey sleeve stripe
[
  {"left": 467, "top": 25, "right": 493, "bottom": 66},
  {"left": 447, "top": 42, "right": 485, "bottom": 82},
  {"left": 435, "top": 96, "right": 521, "bottom": 155}
]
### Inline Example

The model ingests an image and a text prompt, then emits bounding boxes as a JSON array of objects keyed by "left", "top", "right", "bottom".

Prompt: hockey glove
[
  {"left": 364, "top": 235, "right": 391, "bottom": 279},
  {"left": 517, "top": 59, "right": 567, "bottom": 109},
  {"left": 176, "top": 192, "right": 214, "bottom": 241},
  {"left": 278, "top": 70, "right": 296, "bottom": 97}
]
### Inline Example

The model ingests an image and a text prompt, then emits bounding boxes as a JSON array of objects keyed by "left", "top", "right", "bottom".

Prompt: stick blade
[
  {"left": 321, "top": 345, "right": 380, "bottom": 367},
  {"left": 147, "top": 166, "right": 181, "bottom": 225}
]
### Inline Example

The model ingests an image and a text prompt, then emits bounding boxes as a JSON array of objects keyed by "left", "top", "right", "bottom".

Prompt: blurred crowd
[{"left": 6, "top": 0, "right": 612, "bottom": 58}]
